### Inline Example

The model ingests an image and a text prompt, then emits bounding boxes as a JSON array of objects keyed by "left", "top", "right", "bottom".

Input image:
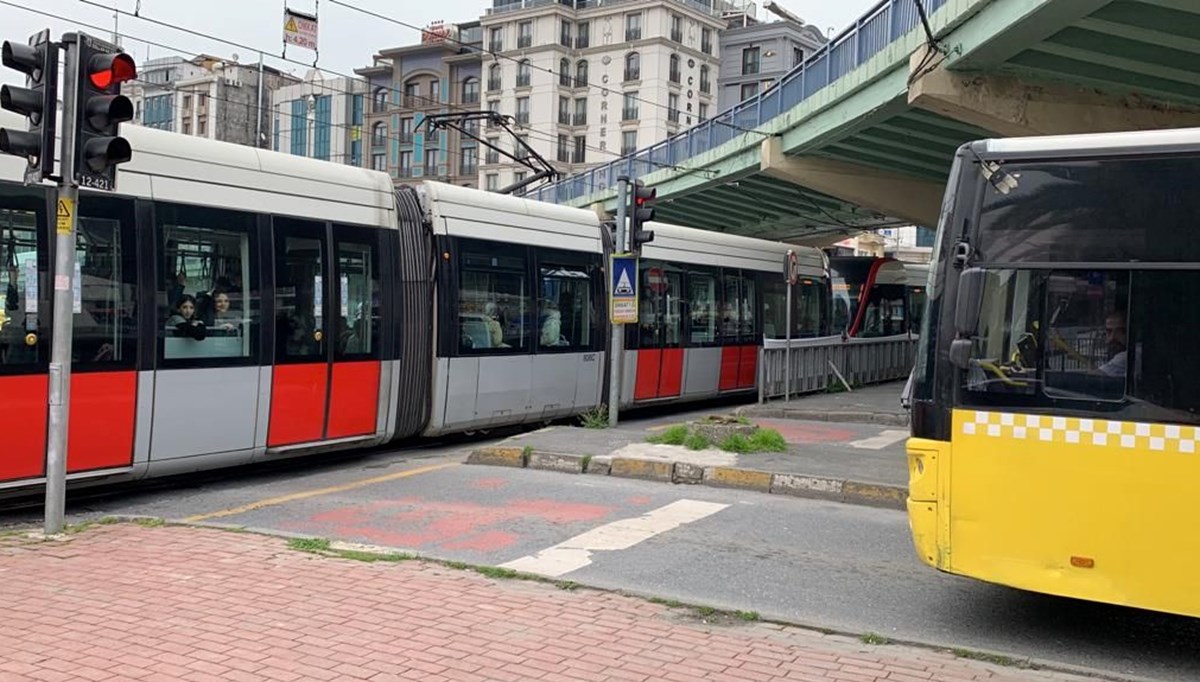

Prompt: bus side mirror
[{"left": 954, "top": 268, "right": 987, "bottom": 336}]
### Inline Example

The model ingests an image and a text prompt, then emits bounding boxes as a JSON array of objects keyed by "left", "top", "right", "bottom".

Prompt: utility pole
[{"left": 609, "top": 176, "right": 629, "bottom": 427}]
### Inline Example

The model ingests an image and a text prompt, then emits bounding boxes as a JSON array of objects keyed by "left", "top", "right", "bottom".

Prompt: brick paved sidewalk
[{"left": 0, "top": 524, "right": 1103, "bottom": 682}]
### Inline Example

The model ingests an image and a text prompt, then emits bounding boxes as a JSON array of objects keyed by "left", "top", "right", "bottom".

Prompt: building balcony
[{"left": 621, "top": 108, "right": 638, "bottom": 121}]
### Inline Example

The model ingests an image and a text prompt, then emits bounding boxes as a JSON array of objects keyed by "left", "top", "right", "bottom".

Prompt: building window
[
  {"left": 372, "top": 153, "right": 386, "bottom": 171},
  {"left": 575, "top": 60, "right": 588, "bottom": 88},
  {"left": 399, "top": 150, "right": 413, "bottom": 177},
  {"left": 518, "top": 21, "right": 532, "bottom": 48},
  {"left": 425, "top": 148, "right": 438, "bottom": 175},
  {"left": 560, "top": 20, "right": 572, "bottom": 48},
  {"left": 515, "top": 96, "right": 530, "bottom": 125},
  {"left": 197, "top": 116, "right": 208, "bottom": 137},
  {"left": 576, "top": 21, "right": 589, "bottom": 49},
  {"left": 400, "top": 117, "right": 414, "bottom": 143},
  {"left": 485, "top": 139, "right": 499, "bottom": 164},
  {"left": 273, "top": 108, "right": 279, "bottom": 151},
  {"left": 622, "top": 92, "right": 638, "bottom": 121},
  {"left": 668, "top": 93, "right": 679, "bottom": 124},
  {"left": 621, "top": 130, "right": 637, "bottom": 156},
  {"left": 182, "top": 94, "right": 192, "bottom": 110},
  {"left": 740, "top": 82, "right": 759, "bottom": 100},
  {"left": 573, "top": 98, "right": 587, "bottom": 126},
  {"left": 489, "top": 26, "right": 503, "bottom": 52},
  {"left": 742, "top": 47, "right": 761, "bottom": 75},
  {"left": 557, "top": 134, "right": 570, "bottom": 163},
  {"left": 372, "top": 121, "right": 387, "bottom": 147},
  {"left": 698, "top": 102, "right": 708, "bottom": 121},
  {"left": 198, "top": 93, "right": 207, "bottom": 109},
  {"left": 514, "top": 171, "right": 526, "bottom": 184},
  {"left": 488, "top": 64, "right": 502, "bottom": 92},
  {"left": 351, "top": 94, "right": 364, "bottom": 126},
  {"left": 558, "top": 96, "right": 571, "bottom": 125},
  {"left": 794, "top": 46, "right": 804, "bottom": 67},
  {"left": 559, "top": 58, "right": 571, "bottom": 87},
  {"left": 290, "top": 99, "right": 306, "bottom": 156},
  {"left": 624, "top": 52, "right": 640, "bottom": 82},
  {"left": 625, "top": 13, "right": 642, "bottom": 41},
  {"left": 701, "top": 28, "right": 713, "bottom": 55},
  {"left": 463, "top": 118, "right": 480, "bottom": 138},
  {"left": 313, "top": 95, "right": 331, "bottom": 161},
  {"left": 670, "top": 14, "right": 683, "bottom": 43},
  {"left": 461, "top": 146, "right": 477, "bottom": 176},
  {"left": 669, "top": 54, "right": 680, "bottom": 84},
  {"left": 372, "top": 87, "right": 387, "bottom": 113},
  {"left": 350, "top": 140, "right": 362, "bottom": 167},
  {"left": 462, "top": 77, "right": 480, "bottom": 104},
  {"left": 427, "top": 126, "right": 439, "bottom": 146},
  {"left": 486, "top": 99, "right": 500, "bottom": 128},
  {"left": 429, "top": 79, "right": 441, "bottom": 103},
  {"left": 403, "top": 81, "right": 420, "bottom": 108},
  {"left": 486, "top": 174, "right": 499, "bottom": 191},
  {"left": 517, "top": 59, "right": 531, "bottom": 88},
  {"left": 700, "top": 65, "right": 711, "bottom": 94},
  {"left": 573, "top": 135, "right": 586, "bottom": 164},
  {"left": 183, "top": 118, "right": 192, "bottom": 135}
]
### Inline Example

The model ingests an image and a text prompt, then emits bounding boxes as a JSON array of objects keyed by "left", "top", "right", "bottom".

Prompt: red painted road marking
[
  {"left": 291, "top": 497, "right": 616, "bottom": 553},
  {"left": 469, "top": 477, "right": 509, "bottom": 490},
  {"left": 752, "top": 419, "right": 858, "bottom": 444}
]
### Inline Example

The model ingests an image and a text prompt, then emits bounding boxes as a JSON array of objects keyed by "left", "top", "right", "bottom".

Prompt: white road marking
[
  {"left": 848, "top": 429, "right": 909, "bottom": 450},
  {"left": 499, "top": 499, "right": 729, "bottom": 577}
]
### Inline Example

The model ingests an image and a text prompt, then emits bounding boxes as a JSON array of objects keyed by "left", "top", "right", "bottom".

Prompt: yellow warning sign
[
  {"left": 56, "top": 197, "right": 73, "bottom": 235},
  {"left": 285, "top": 18, "right": 298, "bottom": 32}
]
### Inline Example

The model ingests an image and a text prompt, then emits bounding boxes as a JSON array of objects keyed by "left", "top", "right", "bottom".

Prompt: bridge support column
[
  {"left": 907, "top": 47, "right": 1200, "bottom": 137},
  {"left": 759, "top": 137, "right": 944, "bottom": 228}
]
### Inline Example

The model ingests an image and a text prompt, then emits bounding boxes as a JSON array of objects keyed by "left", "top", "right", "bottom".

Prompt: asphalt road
[{"left": 3, "top": 436, "right": 1195, "bottom": 682}]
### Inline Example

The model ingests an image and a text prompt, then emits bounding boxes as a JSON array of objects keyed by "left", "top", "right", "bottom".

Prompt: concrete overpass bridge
[{"left": 528, "top": 0, "right": 1200, "bottom": 244}]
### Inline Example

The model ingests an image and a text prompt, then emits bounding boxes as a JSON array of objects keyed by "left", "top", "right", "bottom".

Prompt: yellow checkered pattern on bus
[{"left": 960, "top": 411, "right": 1200, "bottom": 453}]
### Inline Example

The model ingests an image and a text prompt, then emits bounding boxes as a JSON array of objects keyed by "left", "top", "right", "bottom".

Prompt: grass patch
[
  {"left": 860, "top": 632, "right": 892, "bottom": 645},
  {"left": 683, "top": 432, "right": 711, "bottom": 451},
  {"left": 337, "top": 549, "right": 414, "bottom": 563},
  {"left": 556, "top": 581, "right": 579, "bottom": 591},
  {"left": 474, "top": 566, "right": 519, "bottom": 580},
  {"left": 735, "top": 610, "right": 760, "bottom": 621},
  {"left": 133, "top": 517, "right": 166, "bottom": 528},
  {"left": 287, "top": 537, "right": 332, "bottom": 553},
  {"left": 522, "top": 445, "right": 533, "bottom": 459},
  {"left": 580, "top": 454, "right": 592, "bottom": 470},
  {"left": 719, "top": 433, "right": 753, "bottom": 453},
  {"left": 648, "top": 424, "right": 689, "bottom": 445},
  {"left": 951, "top": 649, "right": 1023, "bottom": 667},
  {"left": 648, "top": 597, "right": 684, "bottom": 608},
  {"left": 748, "top": 428, "right": 787, "bottom": 453},
  {"left": 579, "top": 404, "right": 610, "bottom": 429},
  {"left": 696, "top": 606, "right": 717, "bottom": 617}
]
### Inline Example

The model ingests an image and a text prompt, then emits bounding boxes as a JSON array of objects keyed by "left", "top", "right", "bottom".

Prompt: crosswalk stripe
[
  {"left": 848, "top": 429, "right": 909, "bottom": 450},
  {"left": 499, "top": 499, "right": 729, "bottom": 577}
]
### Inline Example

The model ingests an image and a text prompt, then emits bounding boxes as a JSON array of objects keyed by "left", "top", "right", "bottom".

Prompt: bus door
[
  {"left": 268, "top": 219, "right": 381, "bottom": 447},
  {"left": 633, "top": 262, "right": 683, "bottom": 400}
]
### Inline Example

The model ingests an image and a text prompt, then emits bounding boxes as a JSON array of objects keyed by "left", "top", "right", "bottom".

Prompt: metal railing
[
  {"left": 527, "top": 0, "right": 945, "bottom": 204},
  {"left": 759, "top": 334, "right": 918, "bottom": 401}
]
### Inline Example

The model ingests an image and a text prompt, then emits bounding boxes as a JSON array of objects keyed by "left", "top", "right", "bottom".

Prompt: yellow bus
[{"left": 905, "top": 127, "right": 1200, "bottom": 618}]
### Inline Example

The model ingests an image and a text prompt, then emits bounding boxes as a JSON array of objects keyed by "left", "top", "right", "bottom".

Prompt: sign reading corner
[{"left": 610, "top": 254, "right": 637, "bottom": 325}]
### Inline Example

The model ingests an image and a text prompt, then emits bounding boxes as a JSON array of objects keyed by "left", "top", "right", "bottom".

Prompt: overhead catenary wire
[{"left": 70, "top": 0, "right": 717, "bottom": 177}]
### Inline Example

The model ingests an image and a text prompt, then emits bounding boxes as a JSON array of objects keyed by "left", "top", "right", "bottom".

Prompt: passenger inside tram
[{"left": 167, "top": 294, "right": 207, "bottom": 340}]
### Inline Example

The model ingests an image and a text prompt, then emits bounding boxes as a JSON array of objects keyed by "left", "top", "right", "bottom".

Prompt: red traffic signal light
[{"left": 86, "top": 52, "right": 136, "bottom": 89}]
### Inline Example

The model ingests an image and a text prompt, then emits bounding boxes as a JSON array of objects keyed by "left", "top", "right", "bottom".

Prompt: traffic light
[
  {"left": 0, "top": 30, "right": 59, "bottom": 181},
  {"left": 70, "top": 33, "right": 136, "bottom": 190},
  {"left": 630, "top": 180, "right": 656, "bottom": 250}
]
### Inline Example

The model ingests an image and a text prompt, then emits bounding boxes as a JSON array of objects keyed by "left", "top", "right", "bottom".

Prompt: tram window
[
  {"left": 638, "top": 262, "right": 682, "bottom": 348},
  {"left": 538, "top": 263, "right": 593, "bottom": 350},
  {"left": 688, "top": 271, "right": 717, "bottom": 345},
  {"left": 721, "top": 272, "right": 741, "bottom": 342},
  {"left": 276, "top": 228, "right": 326, "bottom": 362},
  {"left": 74, "top": 214, "right": 136, "bottom": 366},
  {"left": 740, "top": 277, "right": 756, "bottom": 339},
  {"left": 763, "top": 279, "right": 824, "bottom": 340},
  {"left": 858, "top": 284, "right": 907, "bottom": 337},
  {"left": 334, "top": 234, "right": 380, "bottom": 359},
  {"left": 0, "top": 208, "right": 40, "bottom": 367},
  {"left": 460, "top": 247, "right": 529, "bottom": 352},
  {"left": 158, "top": 204, "right": 258, "bottom": 363}
]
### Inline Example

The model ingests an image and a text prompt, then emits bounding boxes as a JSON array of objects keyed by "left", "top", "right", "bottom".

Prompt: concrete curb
[
  {"left": 742, "top": 406, "right": 910, "bottom": 427},
  {"left": 467, "top": 446, "right": 906, "bottom": 510}
]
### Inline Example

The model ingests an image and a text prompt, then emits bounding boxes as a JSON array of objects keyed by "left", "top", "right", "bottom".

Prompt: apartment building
[
  {"left": 355, "top": 21, "right": 484, "bottom": 187},
  {"left": 126, "top": 55, "right": 297, "bottom": 147},
  {"left": 271, "top": 71, "right": 368, "bottom": 167},
  {"left": 478, "top": 0, "right": 743, "bottom": 191},
  {"left": 718, "top": 18, "right": 827, "bottom": 105}
]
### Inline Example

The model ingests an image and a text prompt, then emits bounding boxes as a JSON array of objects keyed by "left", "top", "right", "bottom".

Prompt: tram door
[
  {"left": 1, "top": 189, "right": 138, "bottom": 483},
  {"left": 267, "top": 219, "right": 381, "bottom": 447},
  {"left": 633, "top": 263, "right": 684, "bottom": 401}
]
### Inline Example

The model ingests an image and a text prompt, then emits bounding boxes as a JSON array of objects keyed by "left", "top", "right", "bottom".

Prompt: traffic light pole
[
  {"left": 609, "top": 176, "right": 630, "bottom": 428},
  {"left": 44, "top": 37, "right": 81, "bottom": 535}
]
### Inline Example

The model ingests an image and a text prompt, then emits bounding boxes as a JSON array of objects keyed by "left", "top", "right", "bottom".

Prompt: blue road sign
[{"left": 610, "top": 253, "right": 638, "bottom": 324}]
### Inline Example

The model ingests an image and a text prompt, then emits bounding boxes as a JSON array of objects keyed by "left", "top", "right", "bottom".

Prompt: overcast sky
[{"left": 2, "top": 0, "right": 880, "bottom": 84}]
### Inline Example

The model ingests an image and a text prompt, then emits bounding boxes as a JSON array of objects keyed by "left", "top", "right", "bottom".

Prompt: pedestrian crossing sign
[{"left": 610, "top": 254, "right": 638, "bottom": 325}]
